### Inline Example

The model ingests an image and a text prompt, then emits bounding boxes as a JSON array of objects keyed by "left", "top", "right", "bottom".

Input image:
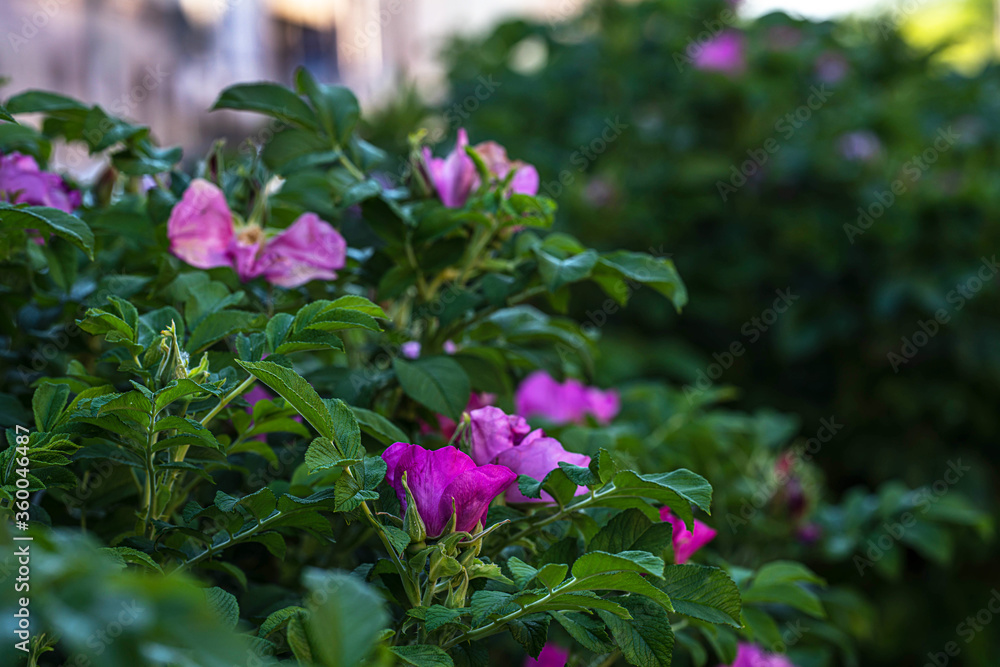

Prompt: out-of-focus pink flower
[
  {"left": 381, "top": 442, "right": 516, "bottom": 537},
  {"left": 401, "top": 341, "right": 422, "bottom": 359},
  {"left": 722, "top": 643, "right": 796, "bottom": 667},
  {"left": 167, "top": 179, "right": 346, "bottom": 288},
  {"left": 524, "top": 643, "right": 569, "bottom": 667},
  {"left": 815, "top": 51, "right": 849, "bottom": 84},
  {"left": 0, "top": 152, "right": 81, "bottom": 213},
  {"left": 422, "top": 129, "right": 539, "bottom": 208},
  {"left": 692, "top": 31, "right": 746, "bottom": 76},
  {"left": 838, "top": 131, "right": 882, "bottom": 163},
  {"left": 660, "top": 508, "right": 717, "bottom": 564},
  {"left": 515, "top": 370, "right": 620, "bottom": 425},
  {"left": 443, "top": 339, "right": 458, "bottom": 354},
  {"left": 469, "top": 406, "right": 591, "bottom": 504},
  {"left": 797, "top": 523, "right": 821, "bottom": 544}
]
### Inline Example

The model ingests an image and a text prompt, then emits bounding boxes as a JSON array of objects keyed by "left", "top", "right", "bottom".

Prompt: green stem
[
  {"left": 443, "top": 577, "right": 578, "bottom": 648},
  {"left": 500, "top": 484, "right": 619, "bottom": 548}
]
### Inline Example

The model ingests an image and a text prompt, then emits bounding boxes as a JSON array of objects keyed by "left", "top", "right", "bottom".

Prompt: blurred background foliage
[{"left": 364, "top": 0, "right": 1000, "bottom": 663}]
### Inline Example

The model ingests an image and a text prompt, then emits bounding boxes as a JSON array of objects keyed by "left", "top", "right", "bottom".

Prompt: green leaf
[
  {"left": 551, "top": 611, "right": 615, "bottom": 654},
  {"left": 535, "top": 563, "right": 569, "bottom": 590},
  {"left": 0, "top": 204, "right": 95, "bottom": 258},
  {"left": 742, "top": 582, "right": 826, "bottom": 619},
  {"left": 212, "top": 82, "right": 318, "bottom": 130},
  {"left": 561, "top": 571, "right": 673, "bottom": 612},
  {"left": 594, "top": 250, "right": 688, "bottom": 312},
  {"left": 351, "top": 406, "right": 409, "bottom": 445},
  {"left": 394, "top": 356, "right": 471, "bottom": 421},
  {"left": 609, "top": 469, "right": 713, "bottom": 529},
  {"left": 534, "top": 248, "right": 599, "bottom": 291},
  {"left": 259, "top": 606, "right": 307, "bottom": 638},
  {"left": 186, "top": 310, "right": 265, "bottom": 354},
  {"left": 597, "top": 596, "right": 675, "bottom": 667},
  {"left": 276, "top": 329, "right": 344, "bottom": 354},
  {"left": 204, "top": 587, "right": 240, "bottom": 629},
  {"left": 572, "top": 550, "right": 664, "bottom": 578},
  {"left": 423, "top": 605, "right": 467, "bottom": 633},
  {"left": 752, "top": 561, "right": 826, "bottom": 588},
  {"left": 6, "top": 90, "right": 88, "bottom": 113},
  {"left": 660, "top": 564, "right": 742, "bottom": 627},
  {"left": 265, "top": 313, "right": 295, "bottom": 351},
  {"left": 236, "top": 360, "right": 334, "bottom": 441},
  {"left": 324, "top": 398, "right": 364, "bottom": 460},
  {"left": 32, "top": 383, "right": 70, "bottom": 432},
  {"left": 155, "top": 379, "right": 221, "bottom": 414},
  {"left": 294, "top": 67, "right": 360, "bottom": 145},
  {"left": 303, "top": 569, "right": 388, "bottom": 667},
  {"left": 100, "top": 546, "right": 163, "bottom": 574},
  {"left": 0, "top": 105, "right": 14, "bottom": 123},
  {"left": 237, "top": 487, "right": 278, "bottom": 520},
  {"left": 389, "top": 645, "right": 455, "bottom": 667},
  {"left": 506, "top": 557, "right": 538, "bottom": 589},
  {"left": 589, "top": 508, "right": 674, "bottom": 556},
  {"left": 305, "top": 437, "right": 360, "bottom": 473}
]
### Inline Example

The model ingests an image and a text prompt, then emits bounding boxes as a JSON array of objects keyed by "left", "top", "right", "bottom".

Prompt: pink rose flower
[
  {"left": 167, "top": 179, "right": 347, "bottom": 288},
  {"left": 722, "top": 643, "right": 796, "bottom": 667},
  {"left": 524, "top": 643, "right": 569, "bottom": 667},
  {"left": 422, "top": 129, "right": 539, "bottom": 208},
  {"left": 381, "top": 442, "right": 516, "bottom": 538},
  {"left": 514, "top": 370, "right": 620, "bottom": 425},
  {"left": 692, "top": 31, "right": 746, "bottom": 76},
  {"left": 0, "top": 152, "right": 81, "bottom": 214},
  {"left": 660, "top": 508, "right": 717, "bottom": 564},
  {"left": 469, "top": 406, "right": 591, "bottom": 504}
]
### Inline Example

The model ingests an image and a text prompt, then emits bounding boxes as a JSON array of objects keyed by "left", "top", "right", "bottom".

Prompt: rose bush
[{"left": 0, "top": 67, "right": 987, "bottom": 667}]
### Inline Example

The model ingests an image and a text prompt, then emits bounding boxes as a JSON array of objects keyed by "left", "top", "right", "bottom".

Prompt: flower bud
[{"left": 401, "top": 472, "right": 427, "bottom": 544}]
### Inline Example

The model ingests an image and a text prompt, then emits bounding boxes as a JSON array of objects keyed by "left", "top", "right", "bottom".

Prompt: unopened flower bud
[{"left": 401, "top": 471, "right": 427, "bottom": 544}]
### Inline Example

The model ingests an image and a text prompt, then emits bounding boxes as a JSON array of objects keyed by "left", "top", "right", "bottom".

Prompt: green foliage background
[{"left": 364, "top": 0, "right": 1000, "bottom": 664}]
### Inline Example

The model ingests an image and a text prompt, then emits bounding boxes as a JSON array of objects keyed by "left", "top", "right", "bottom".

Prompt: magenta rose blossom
[
  {"left": 660, "top": 508, "right": 717, "bottom": 564},
  {"left": 0, "top": 152, "right": 81, "bottom": 213},
  {"left": 515, "top": 371, "right": 620, "bottom": 425},
  {"left": 723, "top": 643, "right": 796, "bottom": 667},
  {"left": 423, "top": 129, "right": 539, "bottom": 208},
  {"left": 692, "top": 31, "right": 746, "bottom": 76},
  {"left": 524, "top": 643, "right": 569, "bottom": 667},
  {"left": 469, "top": 406, "right": 591, "bottom": 504},
  {"left": 167, "top": 179, "right": 347, "bottom": 288},
  {"left": 381, "top": 442, "right": 516, "bottom": 538}
]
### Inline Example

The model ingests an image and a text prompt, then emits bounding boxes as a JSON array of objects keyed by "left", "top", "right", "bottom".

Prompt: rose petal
[
  {"left": 259, "top": 212, "right": 346, "bottom": 288},
  {"left": 167, "top": 179, "right": 235, "bottom": 269}
]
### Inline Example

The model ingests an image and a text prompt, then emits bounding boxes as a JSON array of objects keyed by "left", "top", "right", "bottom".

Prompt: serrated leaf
[
  {"left": 0, "top": 203, "right": 94, "bottom": 258},
  {"left": 590, "top": 508, "right": 674, "bottom": 556},
  {"left": 205, "top": 587, "right": 240, "bottom": 629},
  {"left": 237, "top": 360, "right": 333, "bottom": 440},
  {"left": 303, "top": 569, "right": 387, "bottom": 667},
  {"left": 598, "top": 596, "right": 675, "bottom": 667},
  {"left": 394, "top": 356, "right": 470, "bottom": 421},
  {"left": 572, "top": 550, "right": 665, "bottom": 578},
  {"left": 390, "top": 645, "right": 455, "bottom": 667},
  {"left": 660, "top": 564, "right": 742, "bottom": 627}
]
